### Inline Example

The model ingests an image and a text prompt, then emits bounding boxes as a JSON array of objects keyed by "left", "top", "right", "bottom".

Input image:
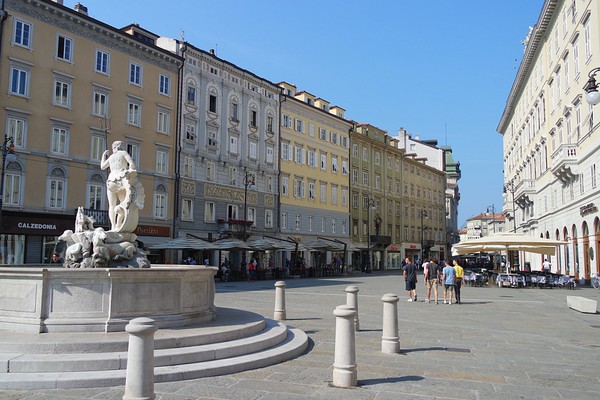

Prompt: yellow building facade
[
  {"left": 0, "top": 0, "right": 181, "bottom": 263},
  {"left": 278, "top": 82, "right": 352, "bottom": 269}
]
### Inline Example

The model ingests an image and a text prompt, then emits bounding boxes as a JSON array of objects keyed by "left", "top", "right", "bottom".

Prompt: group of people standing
[{"left": 402, "top": 257, "right": 465, "bottom": 305}]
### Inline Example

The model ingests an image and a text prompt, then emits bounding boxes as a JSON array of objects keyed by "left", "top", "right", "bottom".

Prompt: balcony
[
  {"left": 217, "top": 219, "right": 254, "bottom": 239},
  {"left": 515, "top": 179, "right": 535, "bottom": 208},
  {"left": 551, "top": 144, "right": 578, "bottom": 184},
  {"left": 83, "top": 208, "right": 110, "bottom": 228}
]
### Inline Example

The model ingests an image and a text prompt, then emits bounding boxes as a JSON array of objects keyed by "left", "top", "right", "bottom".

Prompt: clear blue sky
[{"left": 79, "top": 0, "right": 544, "bottom": 227}]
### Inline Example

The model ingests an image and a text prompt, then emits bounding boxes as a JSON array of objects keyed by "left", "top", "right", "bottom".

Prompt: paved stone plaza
[{"left": 1, "top": 271, "right": 599, "bottom": 399}]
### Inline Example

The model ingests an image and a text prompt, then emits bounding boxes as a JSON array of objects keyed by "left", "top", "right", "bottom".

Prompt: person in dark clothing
[{"left": 403, "top": 257, "right": 418, "bottom": 302}]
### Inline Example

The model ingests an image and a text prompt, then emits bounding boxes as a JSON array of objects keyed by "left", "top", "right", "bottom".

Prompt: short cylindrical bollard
[
  {"left": 345, "top": 285, "right": 360, "bottom": 331},
  {"left": 332, "top": 305, "right": 357, "bottom": 388},
  {"left": 123, "top": 317, "right": 158, "bottom": 400},
  {"left": 381, "top": 293, "right": 400, "bottom": 354},
  {"left": 274, "top": 281, "right": 286, "bottom": 321}
]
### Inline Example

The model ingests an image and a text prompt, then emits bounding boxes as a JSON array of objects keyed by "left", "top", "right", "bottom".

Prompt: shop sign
[
  {"left": 135, "top": 225, "right": 170, "bottom": 237},
  {"left": 4, "top": 214, "right": 71, "bottom": 235},
  {"left": 580, "top": 203, "right": 597, "bottom": 217}
]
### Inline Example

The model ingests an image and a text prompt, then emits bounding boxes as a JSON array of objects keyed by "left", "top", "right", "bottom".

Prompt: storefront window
[
  {"left": 0, "top": 234, "right": 25, "bottom": 264},
  {"left": 43, "top": 236, "right": 61, "bottom": 263}
]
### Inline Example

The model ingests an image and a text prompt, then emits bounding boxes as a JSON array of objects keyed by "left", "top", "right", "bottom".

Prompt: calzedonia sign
[{"left": 3, "top": 213, "right": 72, "bottom": 235}]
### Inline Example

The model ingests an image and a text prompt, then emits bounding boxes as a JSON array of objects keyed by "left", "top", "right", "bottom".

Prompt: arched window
[{"left": 153, "top": 184, "right": 167, "bottom": 219}]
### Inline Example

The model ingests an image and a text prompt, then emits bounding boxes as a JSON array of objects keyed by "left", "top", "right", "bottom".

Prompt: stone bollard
[
  {"left": 123, "top": 317, "right": 158, "bottom": 400},
  {"left": 345, "top": 285, "right": 360, "bottom": 331},
  {"left": 274, "top": 281, "right": 286, "bottom": 321},
  {"left": 332, "top": 305, "right": 357, "bottom": 388},
  {"left": 381, "top": 293, "right": 400, "bottom": 354}
]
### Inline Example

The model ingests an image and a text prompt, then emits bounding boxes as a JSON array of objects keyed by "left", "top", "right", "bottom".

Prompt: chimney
[
  {"left": 74, "top": 3, "right": 88, "bottom": 15},
  {"left": 209, "top": 49, "right": 215, "bottom": 55}
]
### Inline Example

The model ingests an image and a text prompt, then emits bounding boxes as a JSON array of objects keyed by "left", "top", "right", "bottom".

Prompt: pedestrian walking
[
  {"left": 442, "top": 260, "right": 455, "bottom": 305},
  {"left": 403, "top": 257, "right": 418, "bottom": 302},
  {"left": 424, "top": 258, "right": 440, "bottom": 304},
  {"left": 453, "top": 259, "right": 465, "bottom": 304}
]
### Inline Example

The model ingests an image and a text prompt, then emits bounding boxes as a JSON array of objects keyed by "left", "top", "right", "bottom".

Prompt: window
[
  {"left": 186, "top": 86, "right": 196, "bottom": 105},
  {"left": 95, "top": 50, "right": 110, "bottom": 74},
  {"left": 320, "top": 183, "right": 327, "bottom": 203},
  {"left": 342, "top": 160, "right": 348, "bottom": 175},
  {"left": 87, "top": 182, "right": 104, "bottom": 210},
  {"left": 320, "top": 153, "right": 327, "bottom": 170},
  {"left": 48, "top": 168, "right": 66, "bottom": 209},
  {"left": 293, "top": 178, "right": 305, "bottom": 198},
  {"left": 93, "top": 91, "right": 108, "bottom": 116},
  {"left": 51, "top": 127, "right": 68, "bottom": 155},
  {"left": 127, "top": 101, "right": 141, "bottom": 127},
  {"left": 352, "top": 168, "right": 358, "bottom": 183},
  {"left": 227, "top": 204, "right": 239, "bottom": 220},
  {"left": 249, "top": 140, "right": 258, "bottom": 160},
  {"left": 309, "top": 182, "right": 316, "bottom": 199},
  {"left": 250, "top": 110, "right": 258, "bottom": 127},
  {"left": 228, "top": 135, "right": 238, "bottom": 155},
  {"left": 592, "top": 164, "right": 597, "bottom": 189},
  {"left": 10, "top": 67, "right": 28, "bottom": 96},
  {"left": 13, "top": 20, "right": 32, "bottom": 48},
  {"left": 208, "top": 131, "right": 217, "bottom": 147},
  {"left": 129, "top": 63, "right": 142, "bottom": 85},
  {"left": 281, "top": 213, "right": 288, "bottom": 230},
  {"left": 332, "top": 219, "right": 336, "bottom": 234},
  {"left": 204, "top": 202, "right": 215, "bottom": 222},
  {"left": 352, "top": 143, "right": 358, "bottom": 157},
  {"left": 295, "top": 215, "right": 301, "bottom": 231},
  {"left": 331, "top": 186, "right": 338, "bottom": 205},
  {"left": 308, "top": 216, "right": 313, "bottom": 231},
  {"left": 154, "top": 185, "right": 167, "bottom": 219},
  {"left": 182, "top": 199, "right": 194, "bottom": 221},
  {"left": 7, "top": 117, "right": 26, "bottom": 147},
  {"left": 266, "top": 146, "right": 274, "bottom": 164},
  {"left": 228, "top": 166, "right": 237, "bottom": 185},
  {"left": 231, "top": 101, "right": 239, "bottom": 121},
  {"left": 156, "top": 149, "right": 168, "bottom": 174},
  {"left": 295, "top": 119, "right": 304, "bottom": 133},
  {"left": 126, "top": 143, "right": 140, "bottom": 166},
  {"left": 209, "top": 94, "right": 217, "bottom": 113},
  {"left": 248, "top": 208, "right": 256, "bottom": 225},
  {"left": 4, "top": 169, "right": 22, "bottom": 207},
  {"left": 362, "top": 148, "right": 368, "bottom": 161},
  {"left": 362, "top": 171, "right": 368, "bottom": 185},
  {"left": 282, "top": 114, "right": 292, "bottom": 128},
  {"left": 56, "top": 35, "right": 73, "bottom": 62},
  {"left": 53, "top": 80, "right": 71, "bottom": 108},
  {"left": 281, "top": 143, "right": 291, "bottom": 161},
  {"left": 342, "top": 187, "right": 348, "bottom": 206},
  {"left": 281, "top": 176, "right": 289, "bottom": 196},
  {"left": 267, "top": 116, "right": 273, "bottom": 132},
  {"left": 295, "top": 146, "right": 305, "bottom": 164},
  {"left": 157, "top": 110, "right": 170, "bottom": 134},
  {"left": 331, "top": 156, "right": 338, "bottom": 173},
  {"left": 308, "top": 149, "right": 317, "bottom": 167},
  {"left": 207, "top": 161, "right": 215, "bottom": 181},
  {"left": 159, "top": 74, "right": 170, "bottom": 95},
  {"left": 90, "top": 135, "right": 106, "bottom": 161},
  {"left": 186, "top": 123, "right": 196, "bottom": 141},
  {"left": 183, "top": 156, "right": 194, "bottom": 178},
  {"left": 319, "top": 127, "right": 328, "bottom": 141},
  {"left": 375, "top": 152, "right": 381, "bottom": 165},
  {"left": 265, "top": 209, "right": 273, "bottom": 228}
]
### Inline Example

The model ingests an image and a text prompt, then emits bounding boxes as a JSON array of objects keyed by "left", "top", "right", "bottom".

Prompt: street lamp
[
  {"left": 365, "top": 196, "right": 375, "bottom": 273},
  {"left": 583, "top": 67, "right": 600, "bottom": 105},
  {"left": 420, "top": 209, "right": 428, "bottom": 263},
  {"left": 0, "top": 135, "right": 17, "bottom": 228},
  {"left": 241, "top": 170, "right": 255, "bottom": 271},
  {"left": 486, "top": 204, "right": 496, "bottom": 234}
]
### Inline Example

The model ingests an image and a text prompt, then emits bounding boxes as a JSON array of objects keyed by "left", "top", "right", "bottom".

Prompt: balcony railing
[
  {"left": 83, "top": 208, "right": 110, "bottom": 227},
  {"left": 551, "top": 144, "right": 578, "bottom": 184}
]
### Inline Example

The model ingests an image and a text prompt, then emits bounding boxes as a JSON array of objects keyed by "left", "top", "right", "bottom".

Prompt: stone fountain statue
[{"left": 58, "top": 141, "right": 150, "bottom": 268}]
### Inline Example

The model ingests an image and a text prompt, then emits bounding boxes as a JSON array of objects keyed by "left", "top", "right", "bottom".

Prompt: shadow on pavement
[{"left": 359, "top": 375, "right": 425, "bottom": 385}]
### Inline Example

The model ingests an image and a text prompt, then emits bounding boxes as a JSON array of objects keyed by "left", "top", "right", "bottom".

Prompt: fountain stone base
[{"left": 0, "top": 265, "right": 217, "bottom": 333}]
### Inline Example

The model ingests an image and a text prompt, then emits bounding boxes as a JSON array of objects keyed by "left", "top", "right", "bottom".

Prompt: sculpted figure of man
[{"left": 101, "top": 141, "right": 144, "bottom": 231}]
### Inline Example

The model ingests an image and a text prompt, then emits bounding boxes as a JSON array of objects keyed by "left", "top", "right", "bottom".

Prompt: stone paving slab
[{"left": 1, "top": 272, "right": 599, "bottom": 399}]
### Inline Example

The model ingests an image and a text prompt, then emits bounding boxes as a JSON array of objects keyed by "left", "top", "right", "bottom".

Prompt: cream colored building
[
  {"left": 0, "top": 0, "right": 181, "bottom": 263},
  {"left": 278, "top": 82, "right": 352, "bottom": 269},
  {"left": 497, "top": 0, "right": 600, "bottom": 279},
  {"left": 350, "top": 124, "right": 446, "bottom": 271}
]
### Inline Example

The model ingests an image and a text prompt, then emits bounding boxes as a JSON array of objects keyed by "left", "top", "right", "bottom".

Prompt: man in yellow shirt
[{"left": 453, "top": 259, "right": 465, "bottom": 304}]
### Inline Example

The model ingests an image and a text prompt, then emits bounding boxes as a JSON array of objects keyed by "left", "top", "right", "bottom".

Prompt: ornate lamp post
[
  {"left": 420, "top": 210, "right": 428, "bottom": 263},
  {"left": 241, "top": 170, "right": 255, "bottom": 271},
  {"left": 0, "top": 135, "right": 16, "bottom": 228},
  {"left": 583, "top": 67, "right": 600, "bottom": 105},
  {"left": 365, "top": 196, "right": 375, "bottom": 273}
]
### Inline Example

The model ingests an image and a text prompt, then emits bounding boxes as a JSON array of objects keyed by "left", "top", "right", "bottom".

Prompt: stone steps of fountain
[{"left": 0, "top": 308, "right": 309, "bottom": 390}]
